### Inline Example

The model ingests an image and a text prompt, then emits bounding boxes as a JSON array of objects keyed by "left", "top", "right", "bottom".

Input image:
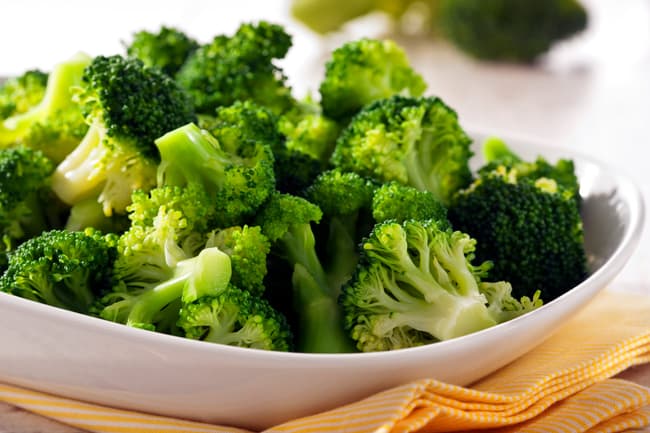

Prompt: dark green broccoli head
[
  {"left": 0, "top": 70, "right": 48, "bottom": 120},
  {"left": 206, "top": 225, "right": 271, "bottom": 296},
  {"left": 155, "top": 122, "right": 276, "bottom": 228},
  {"left": 332, "top": 95, "right": 473, "bottom": 205},
  {"left": 125, "top": 26, "right": 199, "bottom": 76},
  {"left": 304, "top": 169, "right": 375, "bottom": 218},
  {"left": 438, "top": 0, "right": 588, "bottom": 62},
  {"left": 176, "top": 21, "right": 294, "bottom": 115},
  {"left": 255, "top": 191, "right": 322, "bottom": 242},
  {"left": 449, "top": 166, "right": 587, "bottom": 300},
  {"left": 0, "top": 228, "right": 118, "bottom": 314},
  {"left": 319, "top": 38, "right": 426, "bottom": 121},
  {"left": 371, "top": 181, "right": 448, "bottom": 226},
  {"left": 178, "top": 285, "right": 292, "bottom": 351}
]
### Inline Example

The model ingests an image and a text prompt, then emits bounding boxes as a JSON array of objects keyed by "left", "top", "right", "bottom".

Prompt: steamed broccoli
[
  {"left": 437, "top": 0, "right": 588, "bottom": 62},
  {"left": 178, "top": 285, "right": 292, "bottom": 351},
  {"left": 0, "top": 70, "right": 48, "bottom": 120},
  {"left": 155, "top": 122, "right": 275, "bottom": 228},
  {"left": 176, "top": 21, "right": 294, "bottom": 115},
  {"left": 0, "top": 54, "right": 90, "bottom": 153},
  {"left": 51, "top": 55, "right": 196, "bottom": 217},
  {"left": 0, "top": 148, "right": 57, "bottom": 268},
  {"left": 331, "top": 95, "right": 473, "bottom": 205},
  {"left": 0, "top": 228, "right": 118, "bottom": 314},
  {"left": 371, "top": 181, "right": 449, "bottom": 225},
  {"left": 340, "top": 219, "right": 540, "bottom": 352},
  {"left": 125, "top": 26, "right": 199, "bottom": 76},
  {"left": 449, "top": 164, "right": 587, "bottom": 301},
  {"left": 319, "top": 39, "right": 427, "bottom": 122},
  {"left": 256, "top": 191, "right": 355, "bottom": 353}
]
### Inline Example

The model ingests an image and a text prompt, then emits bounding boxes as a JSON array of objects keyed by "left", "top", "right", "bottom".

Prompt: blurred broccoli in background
[
  {"left": 125, "top": 26, "right": 199, "bottom": 76},
  {"left": 291, "top": 0, "right": 588, "bottom": 63}
]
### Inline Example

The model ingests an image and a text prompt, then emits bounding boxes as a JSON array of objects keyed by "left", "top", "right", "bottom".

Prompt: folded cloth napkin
[{"left": 2, "top": 289, "right": 650, "bottom": 433}]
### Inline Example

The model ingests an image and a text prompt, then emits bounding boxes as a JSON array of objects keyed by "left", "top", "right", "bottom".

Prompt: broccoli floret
[
  {"left": 98, "top": 246, "right": 232, "bottom": 333},
  {"left": 332, "top": 95, "right": 473, "bottom": 205},
  {"left": 178, "top": 285, "right": 292, "bottom": 351},
  {"left": 51, "top": 55, "right": 196, "bottom": 217},
  {"left": 0, "top": 70, "right": 48, "bottom": 120},
  {"left": 0, "top": 54, "right": 90, "bottom": 149},
  {"left": 176, "top": 21, "right": 294, "bottom": 115},
  {"left": 340, "top": 219, "right": 539, "bottom": 351},
  {"left": 205, "top": 225, "right": 271, "bottom": 296},
  {"left": 372, "top": 181, "right": 449, "bottom": 226},
  {"left": 319, "top": 39, "right": 427, "bottom": 121},
  {"left": 482, "top": 136, "right": 581, "bottom": 205},
  {"left": 256, "top": 191, "right": 355, "bottom": 353},
  {"left": 437, "top": 0, "right": 588, "bottom": 62},
  {"left": 449, "top": 165, "right": 587, "bottom": 300},
  {"left": 0, "top": 147, "right": 56, "bottom": 268},
  {"left": 125, "top": 26, "right": 199, "bottom": 76},
  {"left": 155, "top": 122, "right": 275, "bottom": 228},
  {"left": 290, "top": 0, "right": 375, "bottom": 34},
  {"left": 0, "top": 228, "right": 118, "bottom": 314},
  {"left": 277, "top": 97, "right": 341, "bottom": 165}
]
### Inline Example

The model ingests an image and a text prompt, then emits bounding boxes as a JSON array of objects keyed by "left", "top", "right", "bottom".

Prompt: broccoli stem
[
  {"left": 281, "top": 223, "right": 330, "bottom": 295},
  {"left": 292, "top": 264, "right": 356, "bottom": 353},
  {"left": 325, "top": 216, "right": 360, "bottom": 292}
]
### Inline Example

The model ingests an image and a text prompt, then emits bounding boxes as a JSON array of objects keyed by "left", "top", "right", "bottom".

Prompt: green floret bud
[
  {"left": 206, "top": 225, "right": 271, "bottom": 296},
  {"left": 0, "top": 69, "right": 48, "bottom": 120},
  {"left": 372, "top": 181, "right": 449, "bottom": 225},
  {"left": 51, "top": 55, "right": 196, "bottom": 216},
  {"left": 176, "top": 21, "right": 294, "bottom": 115},
  {"left": 332, "top": 95, "right": 473, "bottom": 205},
  {"left": 156, "top": 122, "right": 275, "bottom": 228},
  {"left": 0, "top": 229, "right": 118, "bottom": 314},
  {"left": 340, "top": 219, "right": 525, "bottom": 352},
  {"left": 449, "top": 166, "right": 587, "bottom": 300},
  {"left": 319, "top": 38, "right": 427, "bottom": 121},
  {"left": 0, "top": 53, "right": 90, "bottom": 148},
  {"left": 437, "top": 0, "right": 588, "bottom": 62},
  {"left": 125, "top": 26, "right": 199, "bottom": 76},
  {"left": 178, "top": 286, "right": 292, "bottom": 351}
]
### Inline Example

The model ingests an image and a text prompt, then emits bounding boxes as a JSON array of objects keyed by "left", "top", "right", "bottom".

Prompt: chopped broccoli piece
[
  {"left": 155, "top": 122, "right": 275, "bottom": 228},
  {"left": 0, "top": 228, "right": 118, "bottom": 314},
  {"left": 176, "top": 21, "right": 294, "bottom": 115},
  {"left": 319, "top": 39, "right": 426, "bottom": 121},
  {"left": 340, "top": 219, "right": 539, "bottom": 351},
  {"left": 125, "top": 26, "right": 199, "bottom": 76},
  {"left": 437, "top": 0, "right": 588, "bottom": 62},
  {"left": 0, "top": 70, "right": 48, "bottom": 120},
  {"left": 178, "top": 285, "right": 292, "bottom": 351},
  {"left": 332, "top": 95, "right": 473, "bottom": 205},
  {"left": 256, "top": 191, "right": 356, "bottom": 353},
  {"left": 51, "top": 55, "right": 196, "bottom": 216},
  {"left": 205, "top": 225, "right": 271, "bottom": 296},
  {"left": 449, "top": 164, "right": 587, "bottom": 300},
  {"left": 371, "top": 181, "right": 449, "bottom": 226},
  {"left": 0, "top": 54, "right": 90, "bottom": 148}
]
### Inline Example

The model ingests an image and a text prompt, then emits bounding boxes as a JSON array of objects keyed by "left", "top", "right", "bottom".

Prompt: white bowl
[{"left": 0, "top": 133, "right": 643, "bottom": 431}]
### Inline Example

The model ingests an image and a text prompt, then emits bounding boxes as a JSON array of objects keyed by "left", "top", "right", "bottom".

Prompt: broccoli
[
  {"left": 290, "top": 0, "right": 375, "bottom": 34},
  {"left": 0, "top": 70, "right": 48, "bottom": 120},
  {"left": 340, "top": 219, "right": 540, "bottom": 352},
  {"left": 319, "top": 39, "right": 427, "bottom": 122},
  {"left": 155, "top": 122, "right": 275, "bottom": 228},
  {"left": 51, "top": 55, "right": 196, "bottom": 217},
  {"left": 205, "top": 225, "right": 271, "bottom": 296},
  {"left": 0, "top": 228, "right": 118, "bottom": 314},
  {"left": 176, "top": 21, "right": 294, "bottom": 115},
  {"left": 178, "top": 285, "right": 292, "bottom": 351},
  {"left": 437, "top": 0, "right": 588, "bottom": 62},
  {"left": 449, "top": 164, "right": 587, "bottom": 301},
  {"left": 371, "top": 181, "right": 449, "bottom": 225},
  {"left": 331, "top": 95, "right": 473, "bottom": 205},
  {"left": 0, "top": 54, "right": 90, "bottom": 150},
  {"left": 256, "top": 191, "right": 356, "bottom": 353},
  {"left": 0, "top": 147, "right": 57, "bottom": 268},
  {"left": 125, "top": 26, "right": 199, "bottom": 76}
]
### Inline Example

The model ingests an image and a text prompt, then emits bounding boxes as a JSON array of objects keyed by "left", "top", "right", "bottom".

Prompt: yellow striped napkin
[{"left": 2, "top": 288, "right": 650, "bottom": 433}]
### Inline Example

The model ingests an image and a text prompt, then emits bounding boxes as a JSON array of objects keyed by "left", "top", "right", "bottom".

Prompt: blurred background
[{"left": 1, "top": 0, "right": 649, "bottom": 288}]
